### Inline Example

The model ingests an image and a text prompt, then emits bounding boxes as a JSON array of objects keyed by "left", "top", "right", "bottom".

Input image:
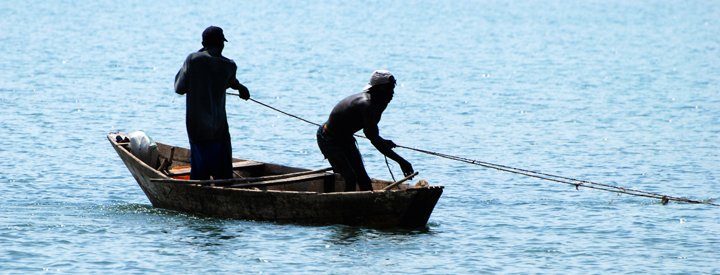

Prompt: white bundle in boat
[{"left": 127, "top": 130, "right": 159, "bottom": 168}]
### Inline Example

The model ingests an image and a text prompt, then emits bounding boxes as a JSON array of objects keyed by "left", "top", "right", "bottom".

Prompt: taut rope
[{"left": 228, "top": 93, "right": 718, "bottom": 206}]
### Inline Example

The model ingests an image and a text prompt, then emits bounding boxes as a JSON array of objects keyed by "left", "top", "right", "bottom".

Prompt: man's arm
[
  {"left": 363, "top": 112, "right": 414, "bottom": 176},
  {"left": 174, "top": 56, "right": 190, "bottom": 95},
  {"left": 228, "top": 78, "right": 250, "bottom": 100}
]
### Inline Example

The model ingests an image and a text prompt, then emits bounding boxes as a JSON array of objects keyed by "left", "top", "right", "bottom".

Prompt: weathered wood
[
  {"left": 165, "top": 160, "right": 265, "bottom": 176},
  {"left": 152, "top": 167, "right": 334, "bottom": 186},
  {"left": 226, "top": 172, "right": 333, "bottom": 189},
  {"left": 225, "top": 167, "right": 333, "bottom": 186},
  {"left": 382, "top": 172, "right": 420, "bottom": 191},
  {"left": 108, "top": 132, "right": 443, "bottom": 228}
]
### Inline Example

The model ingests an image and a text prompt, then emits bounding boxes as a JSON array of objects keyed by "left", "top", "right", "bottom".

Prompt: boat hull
[{"left": 109, "top": 133, "right": 443, "bottom": 228}]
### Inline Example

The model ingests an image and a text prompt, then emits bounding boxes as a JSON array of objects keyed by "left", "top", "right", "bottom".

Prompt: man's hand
[
  {"left": 399, "top": 160, "right": 414, "bottom": 177},
  {"left": 230, "top": 79, "right": 250, "bottom": 100},
  {"left": 385, "top": 139, "right": 397, "bottom": 149},
  {"left": 237, "top": 85, "right": 250, "bottom": 100}
]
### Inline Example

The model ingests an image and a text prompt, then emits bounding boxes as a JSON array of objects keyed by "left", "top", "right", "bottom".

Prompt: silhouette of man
[
  {"left": 317, "top": 70, "right": 414, "bottom": 191},
  {"left": 175, "top": 26, "right": 250, "bottom": 180}
]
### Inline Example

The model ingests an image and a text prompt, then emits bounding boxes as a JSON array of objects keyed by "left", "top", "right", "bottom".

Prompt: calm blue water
[{"left": 2, "top": 0, "right": 719, "bottom": 273}]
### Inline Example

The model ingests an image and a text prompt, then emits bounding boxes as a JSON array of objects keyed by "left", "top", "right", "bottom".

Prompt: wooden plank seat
[
  {"left": 166, "top": 160, "right": 264, "bottom": 177},
  {"left": 226, "top": 172, "right": 333, "bottom": 189},
  {"left": 150, "top": 172, "right": 334, "bottom": 191}
]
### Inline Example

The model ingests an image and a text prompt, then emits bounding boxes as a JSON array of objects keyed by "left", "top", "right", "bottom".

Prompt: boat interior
[{"left": 111, "top": 133, "right": 424, "bottom": 193}]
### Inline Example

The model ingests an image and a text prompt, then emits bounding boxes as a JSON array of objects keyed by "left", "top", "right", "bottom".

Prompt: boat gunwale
[
  {"left": 108, "top": 132, "right": 444, "bottom": 194},
  {"left": 109, "top": 133, "right": 167, "bottom": 179}
]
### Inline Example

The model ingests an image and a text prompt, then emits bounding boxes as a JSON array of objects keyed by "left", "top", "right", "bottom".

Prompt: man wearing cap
[
  {"left": 175, "top": 26, "right": 250, "bottom": 180},
  {"left": 317, "top": 70, "right": 414, "bottom": 192}
]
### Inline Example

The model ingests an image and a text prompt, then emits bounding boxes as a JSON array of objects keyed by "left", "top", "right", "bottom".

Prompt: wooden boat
[{"left": 108, "top": 132, "right": 443, "bottom": 228}]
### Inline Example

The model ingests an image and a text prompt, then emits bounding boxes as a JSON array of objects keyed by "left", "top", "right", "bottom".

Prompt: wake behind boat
[{"left": 108, "top": 132, "right": 443, "bottom": 228}]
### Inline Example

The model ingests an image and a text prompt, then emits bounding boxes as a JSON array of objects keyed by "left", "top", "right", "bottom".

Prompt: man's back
[
  {"left": 326, "top": 92, "right": 383, "bottom": 138},
  {"left": 175, "top": 50, "right": 237, "bottom": 143}
]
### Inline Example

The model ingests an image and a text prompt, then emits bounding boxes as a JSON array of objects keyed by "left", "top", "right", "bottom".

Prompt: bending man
[
  {"left": 175, "top": 26, "right": 250, "bottom": 180},
  {"left": 317, "top": 70, "right": 414, "bottom": 191}
]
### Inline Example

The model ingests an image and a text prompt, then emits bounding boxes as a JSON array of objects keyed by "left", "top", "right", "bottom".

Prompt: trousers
[
  {"left": 316, "top": 126, "right": 372, "bottom": 191},
  {"left": 189, "top": 139, "right": 233, "bottom": 180}
]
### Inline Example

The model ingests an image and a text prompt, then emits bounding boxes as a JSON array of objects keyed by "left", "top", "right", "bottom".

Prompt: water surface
[{"left": 1, "top": 0, "right": 719, "bottom": 273}]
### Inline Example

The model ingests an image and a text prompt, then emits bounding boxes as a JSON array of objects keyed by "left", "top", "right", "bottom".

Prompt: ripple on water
[{"left": 1, "top": 0, "right": 720, "bottom": 273}]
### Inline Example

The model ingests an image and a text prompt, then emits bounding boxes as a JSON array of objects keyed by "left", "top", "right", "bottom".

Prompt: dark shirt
[{"left": 175, "top": 49, "right": 238, "bottom": 143}]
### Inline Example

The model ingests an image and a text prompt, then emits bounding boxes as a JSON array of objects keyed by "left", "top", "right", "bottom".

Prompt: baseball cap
[{"left": 202, "top": 26, "right": 228, "bottom": 43}]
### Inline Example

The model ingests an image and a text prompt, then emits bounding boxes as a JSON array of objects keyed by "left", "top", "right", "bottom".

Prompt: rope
[
  {"left": 248, "top": 98, "right": 321, "bottom": 127},
  {"left": 243, "top": 95, "right": 400, "bottom": 179},
  {"left": 228, "top": 93, "right": 719, "bottom": 206},
  {"left": 385, "top": 156, "right": 397, "bottom": 182},
  {"left": 397, "top": 144, "right": 718, "bottom": 206}
]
